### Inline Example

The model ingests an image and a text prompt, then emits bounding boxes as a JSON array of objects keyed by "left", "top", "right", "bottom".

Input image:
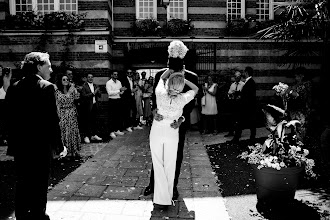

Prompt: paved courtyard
[{"left": 1, "top": 126, "right": 329, "bottom": 220}]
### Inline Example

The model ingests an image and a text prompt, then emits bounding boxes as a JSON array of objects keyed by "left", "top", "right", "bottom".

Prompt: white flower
[{"left": 168, "top": 40, "right": 189, "bottom": 59}]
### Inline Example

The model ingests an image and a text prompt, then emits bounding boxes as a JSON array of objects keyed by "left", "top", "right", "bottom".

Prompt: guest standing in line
[
  {"left": 225, "top": 71, "right": 245, "bottom": 137},
  {"left": 231, "top": 66, "right": 257, "bottom": 143},
  {"left": 0, "top": 66, "right": 12, "bottom": 145},
  {"left": 55, "top": 73, "right": 81, "bottom": 159},
  {"left": 106, "top": 71, "right": 127, "bottom": 139},
  {"left": 133, "top": 72, "right": 144, "bottom": 129},
  {"left": 80, "top": 73, "right": 103, "bottom": 143},
  {"left": 6, "top": 52, "right": 67, "bottom": 220},
  {"left": 143, "top": 76, "right": 154, "bottom": 126},
  {"left": 201, "top": 74, "right": 219, "bottom": 135}
]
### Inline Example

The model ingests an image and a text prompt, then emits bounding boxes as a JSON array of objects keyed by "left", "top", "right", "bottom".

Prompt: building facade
[{"left": 0, "top": 0, "right": 322, "bottom": 126}]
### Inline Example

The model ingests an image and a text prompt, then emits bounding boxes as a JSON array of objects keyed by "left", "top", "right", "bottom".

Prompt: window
[
  {"left": 136, "top": 0, "right": 157, "bottom": 19},
  {"left": 167, "top": 0, "right": 187, "bottom": 20},
  {"left": 10, "top": 0, "right": 78, "bottom": 15},
  {"left": 227, "top": 0, "right": 245, "bottom": 20},
  {"left": 257, "top": 0, "right": 270, "bottom": 21}
]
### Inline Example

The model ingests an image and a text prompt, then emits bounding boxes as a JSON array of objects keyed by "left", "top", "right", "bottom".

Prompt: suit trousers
[
  {"left": 150, "top": 119, "right": 179, "bottom": 205},
  {"left": 148, "top": 119, "right": 188, "bottom": 191},
  {"left": 14, "top": 152, "right": 51, "bottom": 220}
]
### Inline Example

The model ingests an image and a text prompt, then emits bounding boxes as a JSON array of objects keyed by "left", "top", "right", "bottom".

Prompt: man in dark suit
[
  {"left": 143, "top": 43, "right": 199, "bottom": 200},
  {"left": 6, "top": 52, "right": 67, "bottom": 220},
  {"left": 80, "top": 73, "right": 103, "bottom": 143},
  {"left": 119, "top": 69, "right": 137, "bottom": 132},
  {"left": 231, "top": 66, "right": 257, "bottom": 143}
]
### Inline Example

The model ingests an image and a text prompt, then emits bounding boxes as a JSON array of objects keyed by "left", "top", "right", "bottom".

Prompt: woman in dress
[
  {"left": 201, "top": 74, "right": 218, "bottom": 134},
  {"left": 150, "top": 68, "right": 198, "bottom": 208},
  {"left": 143, "top": 77, "right": 154, "bottom": 126},
  {"left": 133, "top": 72, "right": 144, "bottom": 128},
  {"left": 55, "top": 73, "right": 81, "bottom": 159}
]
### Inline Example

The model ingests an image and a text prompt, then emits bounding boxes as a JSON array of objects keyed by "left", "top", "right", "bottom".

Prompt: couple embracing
[{"left": 146, "top": 40, "right": 199, "bottom": 209}]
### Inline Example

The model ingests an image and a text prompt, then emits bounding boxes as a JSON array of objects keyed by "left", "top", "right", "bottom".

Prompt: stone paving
[{"left": 41, "top": 128, "right": 231, "bottom": 220}]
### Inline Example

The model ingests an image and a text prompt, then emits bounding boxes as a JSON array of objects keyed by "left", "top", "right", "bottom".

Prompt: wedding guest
[
  {"left": 106, "top": 71, "right": 127, "bottom": 139},
  {"left": 55, "top": 73, "right": 81, "bottom": 159},
  {"left": 133, "top": 72, "right": 144, "bottom": 129},
  {"left": 6, "top": 52, "right": 67, "bottom": 220},
  {"left": 120, "top": 69, "right": 137, "bottom": 132},
  {"left": 201, "top": 74, "right": 218, "bottom": 135},
  {"left": 231, "top": 66, "right": 257, "bottom": 143},
  {"left": 80, "top": 73, "right": 103, "bottom": 143},
  {"left": 225, "top": 71, "right": 245, "bottom": 137},
  {"left": 143, "top": 76, "right": 154, "bottom": 126}
]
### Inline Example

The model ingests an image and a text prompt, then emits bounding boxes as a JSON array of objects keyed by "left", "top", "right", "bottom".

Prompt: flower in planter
[
  {"left": 166, "top": 18, "right": 193, "bottom": 36},
  {"left": 133, "top": 18, "right": 161, "bottom": 36},
  {"left": 238, "top": 82, "right": 316, "bottom": 179}
]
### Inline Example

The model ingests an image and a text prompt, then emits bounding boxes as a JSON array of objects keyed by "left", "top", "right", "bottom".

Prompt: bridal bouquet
[
  {"left": 273, "top": 82, "right": 289, "bottom": 96},
  {"left": 167, "top": 40, "right": 189, "bottom": 59}
]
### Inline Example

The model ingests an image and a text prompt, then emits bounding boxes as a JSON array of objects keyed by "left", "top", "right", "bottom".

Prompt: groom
[{"left": 144, "top": 40, "right": 198, "bottom": 200}]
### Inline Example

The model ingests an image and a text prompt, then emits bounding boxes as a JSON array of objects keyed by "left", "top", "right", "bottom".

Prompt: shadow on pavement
[{"left": 256, "top": 199, "right": 321, "bottom": 220}]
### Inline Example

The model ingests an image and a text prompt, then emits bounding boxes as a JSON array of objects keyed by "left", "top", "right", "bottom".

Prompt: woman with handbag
[{"left": 201, "top": 74, "right": 218, "bottom": 135}]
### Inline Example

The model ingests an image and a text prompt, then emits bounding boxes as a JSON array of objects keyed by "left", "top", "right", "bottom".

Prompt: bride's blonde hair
[{"left": 167, "top": 72, "right": 185, "bottom": 97}]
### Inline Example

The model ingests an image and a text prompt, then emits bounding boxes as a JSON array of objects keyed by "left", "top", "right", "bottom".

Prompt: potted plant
[
  {"left": 133, "top": 18, "right": 161, "bottom": 36},
  {"left": 238, "top": 82, "right": 316, "bottom": 204},
  {"left": 166, "top": 18, "right": 193, "bottom": 36}
]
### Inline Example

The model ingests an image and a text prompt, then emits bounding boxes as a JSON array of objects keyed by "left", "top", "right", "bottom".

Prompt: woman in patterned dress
[{"left": 55, "top": 73, "right": 81, "bottom": 159}]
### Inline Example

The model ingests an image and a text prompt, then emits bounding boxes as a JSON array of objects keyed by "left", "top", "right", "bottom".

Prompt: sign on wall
[{"left": 95, "top": 40, "right": 107, "bottom": 53}]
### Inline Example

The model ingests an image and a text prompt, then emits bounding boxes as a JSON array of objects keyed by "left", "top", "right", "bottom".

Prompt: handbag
[{"left": 201, "top": 95, "right": 206, "bottom": 106}]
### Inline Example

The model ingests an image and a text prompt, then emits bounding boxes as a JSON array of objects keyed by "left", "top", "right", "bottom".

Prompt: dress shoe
[
  {"left": 115, "top": 130, "right": 124, "bottom": 135},
  {"left": 110, "top": 132, "right": 117, "bottom": 139},
  {"left": 91, "top": 135, "right": 102, "bottom": 141},
  {"left": 143, "top": 185, "right": 154, "bottom": 196},
  {"left": 172, "top": 187, "right": 179, "bottom": 200},
  {"left": 84, "top": 137, "right": 90, "bottom": 144},
  {"left": 126, "top": 127, "right": 133, "bottom": 132}
]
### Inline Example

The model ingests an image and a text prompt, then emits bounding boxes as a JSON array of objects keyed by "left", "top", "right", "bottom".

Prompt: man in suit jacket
[
  {"left": 144, "top": 42, "right": 199, "bottom": 200},
  {"left": 119, "top": 69, "right": 137, "bottom": 132},
  {"left": 231, "top": 66, "right": 257, "bottom": 143},
  {"left": 80, "top": 73, "right": 103, "bottom": 143},
  {"left": 6, "top": 52, "right": 67, "bottom": 220}
]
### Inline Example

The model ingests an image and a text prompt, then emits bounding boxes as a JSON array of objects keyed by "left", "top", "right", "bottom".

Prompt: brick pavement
[{"left": 43, "top": 127, "right": 231, "bottom": 220}]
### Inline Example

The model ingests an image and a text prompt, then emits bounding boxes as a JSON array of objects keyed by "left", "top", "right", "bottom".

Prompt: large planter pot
[{"left": 252, "top": 165, "right": 304, "bottom": 203}]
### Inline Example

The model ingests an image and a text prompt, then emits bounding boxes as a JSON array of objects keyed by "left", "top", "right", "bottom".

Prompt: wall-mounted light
[{"left": 161, "top": 0, "right": 171, "bottom": 9}]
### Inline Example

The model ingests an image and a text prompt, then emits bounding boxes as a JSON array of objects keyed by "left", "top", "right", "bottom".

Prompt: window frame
[
  {"left": 135, "top": 0, "right": 158, "bottom": 20},
  {"left": 256, "top": 0, "right": 293, "bottom": 21},
  {"left": 9, "top": 0, "right": 78, "bottom": 15},
  {"left": 227, "top": 0, "right": 246, "bottom": 21},
  {"left": 166, "top": 0, "right": 187, "bottom": 20}
]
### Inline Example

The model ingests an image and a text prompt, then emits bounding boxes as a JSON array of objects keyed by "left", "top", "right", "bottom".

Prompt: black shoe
[
  {"left": 224, "top": 132, "right": 234, "bottom": 137},
  {"left": 172, "top": 188, "right": 179, "bottom": 200},
  {"left": 153, "top": 203, "right": 169, "bottom": 210},
  {"left": 143, "top": 185, "right": 154, "bottom": 196}
]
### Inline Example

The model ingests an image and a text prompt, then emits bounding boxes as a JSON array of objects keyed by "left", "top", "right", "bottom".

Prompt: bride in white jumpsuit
[{"left": 150, "top": 69, "right": 198, "bottom": 206}]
